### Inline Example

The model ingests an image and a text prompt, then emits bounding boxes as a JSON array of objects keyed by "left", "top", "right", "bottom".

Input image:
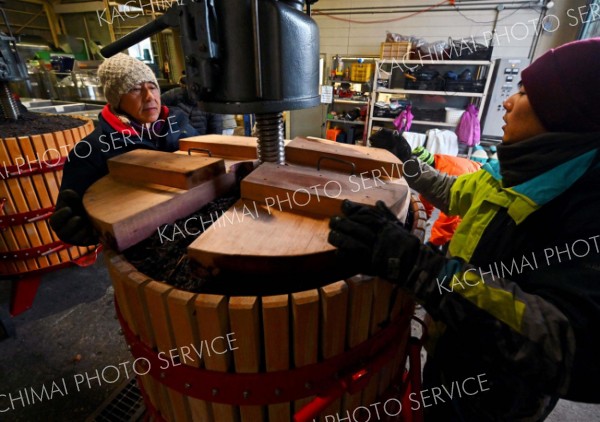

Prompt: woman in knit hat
[
  {"left": 329, "top": 38, "right": 600, "bottom": 421},
  {"left": 50, "top": 53, "right": 198, "bottom": 246}
]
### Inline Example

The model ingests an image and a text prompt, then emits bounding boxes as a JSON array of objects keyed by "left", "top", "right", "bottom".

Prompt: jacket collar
[
  {"left": 100, "top": 104, "right": 170, "bottom": 136},
  {"left": 497, "top": 132, "right": 600, "bottom": 187}
]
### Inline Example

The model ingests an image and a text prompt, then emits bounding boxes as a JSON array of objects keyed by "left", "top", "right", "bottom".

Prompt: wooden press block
[
  {"left": 107, "top": 149, "right": 225, "bottom": 190},
  {"left": 179, "top": 134, "right": 259, "bottom": 160},
  {"left": 241, "top": 162, "right": 409, "bottom": 217},
  {"left": 187, "top": 199, "right": 336, "bottom": 280},
  {"left": 174, "top": 150, "right": 259, "bottom": 176},
  {"left": 83, "top": 172, "right": 235, "bottom": 251},
  {"left": 285, "top": 137, "right": 403, "bottom": 177}
]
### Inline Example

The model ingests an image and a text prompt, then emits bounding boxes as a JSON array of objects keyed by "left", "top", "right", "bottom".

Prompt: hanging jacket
[
  {"left": 161, "top": 87, "right": 223, "bottom": 135},
  {"left": 403, "top": 132, "right": 600, "bottom": 420},
  {"left": 456, "top": 104, "right": 481, "bottom": 146},
  {"left": 393, "top": 104, "right": 413, "bottom": 132},
  {"left": 59, "top": 105, "right": 198, "bottom": 197}
]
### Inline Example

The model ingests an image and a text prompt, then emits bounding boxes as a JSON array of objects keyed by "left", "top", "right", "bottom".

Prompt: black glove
[
  {"left": 50, "top": 189, "right": 99, "bottom": 246},
  {"left": 368, "top": 128, "right": 412, "bottom": 162},
  {"left": 329, "top": 200, "right": 445, "bottom": 287}
]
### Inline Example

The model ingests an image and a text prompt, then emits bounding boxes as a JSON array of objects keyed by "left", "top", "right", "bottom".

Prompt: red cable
[{"left": 313, "top": 0, "right": 452, "bottom": 24}]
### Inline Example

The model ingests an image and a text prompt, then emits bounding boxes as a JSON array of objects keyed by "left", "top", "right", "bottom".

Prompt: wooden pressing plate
[
  {"left": 241, "top": 162, "right": 409, "bottom": 217},
  {"left": 186, "top": 199, "right": 354, "bottom": 291},
  {"left": 188, "top": 161, "right": 410, "bottom": 288},
  {"left": 84, "top": 173, "right": 235, "bottom": 252},
  {"left": 83, "top": 149, "right": 238, "bottom": 251}
]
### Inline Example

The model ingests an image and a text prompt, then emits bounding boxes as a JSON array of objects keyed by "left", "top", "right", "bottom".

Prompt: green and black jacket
[{"left": 404, "top": 132, "right": 600, "bottom": 420}]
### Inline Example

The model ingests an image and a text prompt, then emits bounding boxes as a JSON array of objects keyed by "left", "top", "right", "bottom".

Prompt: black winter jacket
[
  {"left": 59, "top": 105, "right": 198, "bottom": 197},
  {"left": 161, "top": 87, "right": 223, "bottom": 135}
]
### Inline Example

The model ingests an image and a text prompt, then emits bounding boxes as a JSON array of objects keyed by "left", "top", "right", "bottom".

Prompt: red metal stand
[
  {"left": 9, "top": 274, "right": 42, "bottom": 316},
  {"left": 7, "top": 245, "right": 102, "bottom": 316}
]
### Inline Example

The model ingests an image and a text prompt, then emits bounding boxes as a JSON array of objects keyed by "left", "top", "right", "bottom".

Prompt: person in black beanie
[
  {"left": 161, "top": 76, "right": 223, "bottom": 135},
  {"left": 329, "top": 38, "right": 600, "bottom": 421},
  {"left": 50, "top": 53, "right": 198, "bottom": 246}
]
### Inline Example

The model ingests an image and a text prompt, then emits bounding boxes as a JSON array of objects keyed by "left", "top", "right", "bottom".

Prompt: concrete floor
[
  {"left": 0, "top": 254, "right": 132, "bottom": 422},
  {"left": 1, "top": 252, "right": 599, "bottom": 422}
]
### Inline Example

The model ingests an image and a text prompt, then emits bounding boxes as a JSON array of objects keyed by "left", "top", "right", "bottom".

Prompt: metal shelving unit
[
  {"left": 367, "top": 59, "right": 496, "bottom": 138},
  {"left": 324, "top": 56, "right": 377, "bottom": 144}
]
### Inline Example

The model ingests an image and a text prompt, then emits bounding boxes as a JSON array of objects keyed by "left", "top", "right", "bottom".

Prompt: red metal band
[
  {"left": 1, "top": 240, "right": 66, "bottom": 261},
  {"left": 0, "top": 205, "right": 55, "bottom": 229},
  {"left": 117, "top": 300, "right": 412, "bottom": 408},
  {"left": 1, "top": 157, "right": 67, "bottom": 179},
  {"left": 2, "top": 245, "right": 101, "bottom": 277}
]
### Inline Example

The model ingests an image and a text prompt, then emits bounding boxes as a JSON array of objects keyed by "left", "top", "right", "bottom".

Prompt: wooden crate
[
  {"left": 350, "top": 63, "right": 373, "bottom": 82},
  {"left": 380, "top": 42, "right": 412, "bottom": 60}
]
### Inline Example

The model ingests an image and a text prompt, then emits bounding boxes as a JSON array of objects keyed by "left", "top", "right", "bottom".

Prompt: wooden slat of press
[
  {"left": 229, "top": 296, "right": 264, "bottom": 422},
  {"left": 104, "top": 252, "right": 137, "bottom": 336},
  {"left": 363, "top": 278, "right": 395, "bottom": 404},
  {"left": 2, "top": 138, "right": 43, "bottom": 270},
  {"left": 144, "top": 281, "right": 191, "bottom": 422},
  {"left": 17, "top": 136, "right": 59, "bottom": 266},
  {"left": 71, "top": 124, "right": 84, "bottom": 146},
  {"left": 77, "top": 120, "right": 94, "bottom": 145},
  {"left": 108, "top": 149, "right": 226, "bottom": 190},
  {"left": 0, "top": 183, "right": 23, "bottom": 274},
  {"left": 64, "top": 126, "right": 81, "bottom": 151},
  {"left": 343, "top": 276, "right": 374, "bottom": 414},
  {"left": 45, "top": 128, "right": 88, "bottom": 260},
  {"left": 167, "top": 289, "right": 213, "bottom": 422},
  {"left": 0, "top": 139, "right": 23, "bottom": 273},
  {"left": 320, "top": 281, "right": 349, "bottom": 419},
  {"left": 4, "top": 138, "right": 50, "bottom": 269},
  {"left": 8, "top": 162, "right": 50, "bottom": 268},
  {"left": 291, "top": 289, "right": 319, "bottom": 415},
  {"left": 0, "top": 233, "right": 16, "bottom": 273},
  {"left": 44, "top": 129, "right": 88, "bottom": 259},
  {"left": 39, "top": 132, "right": 78, "bottom": 262},
  {"left": 121, "top": 271, "right": 156, "bottom": 347},
  {"left": 195, "top": 294, "right": 239, "bottom": 422},
  {"left": 0, "top": 189, "right": 29, "bottom": 271},
  {"left": 119, "top": 270, "right": 160, "bottom": 413},
  {"left": 262, "top": 294, "right": 291, "bottom": 422}
]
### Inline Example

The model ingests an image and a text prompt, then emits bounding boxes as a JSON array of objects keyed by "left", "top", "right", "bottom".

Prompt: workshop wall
[{"left": 313, "top": 0, "right": 589, "bottom": 59}]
